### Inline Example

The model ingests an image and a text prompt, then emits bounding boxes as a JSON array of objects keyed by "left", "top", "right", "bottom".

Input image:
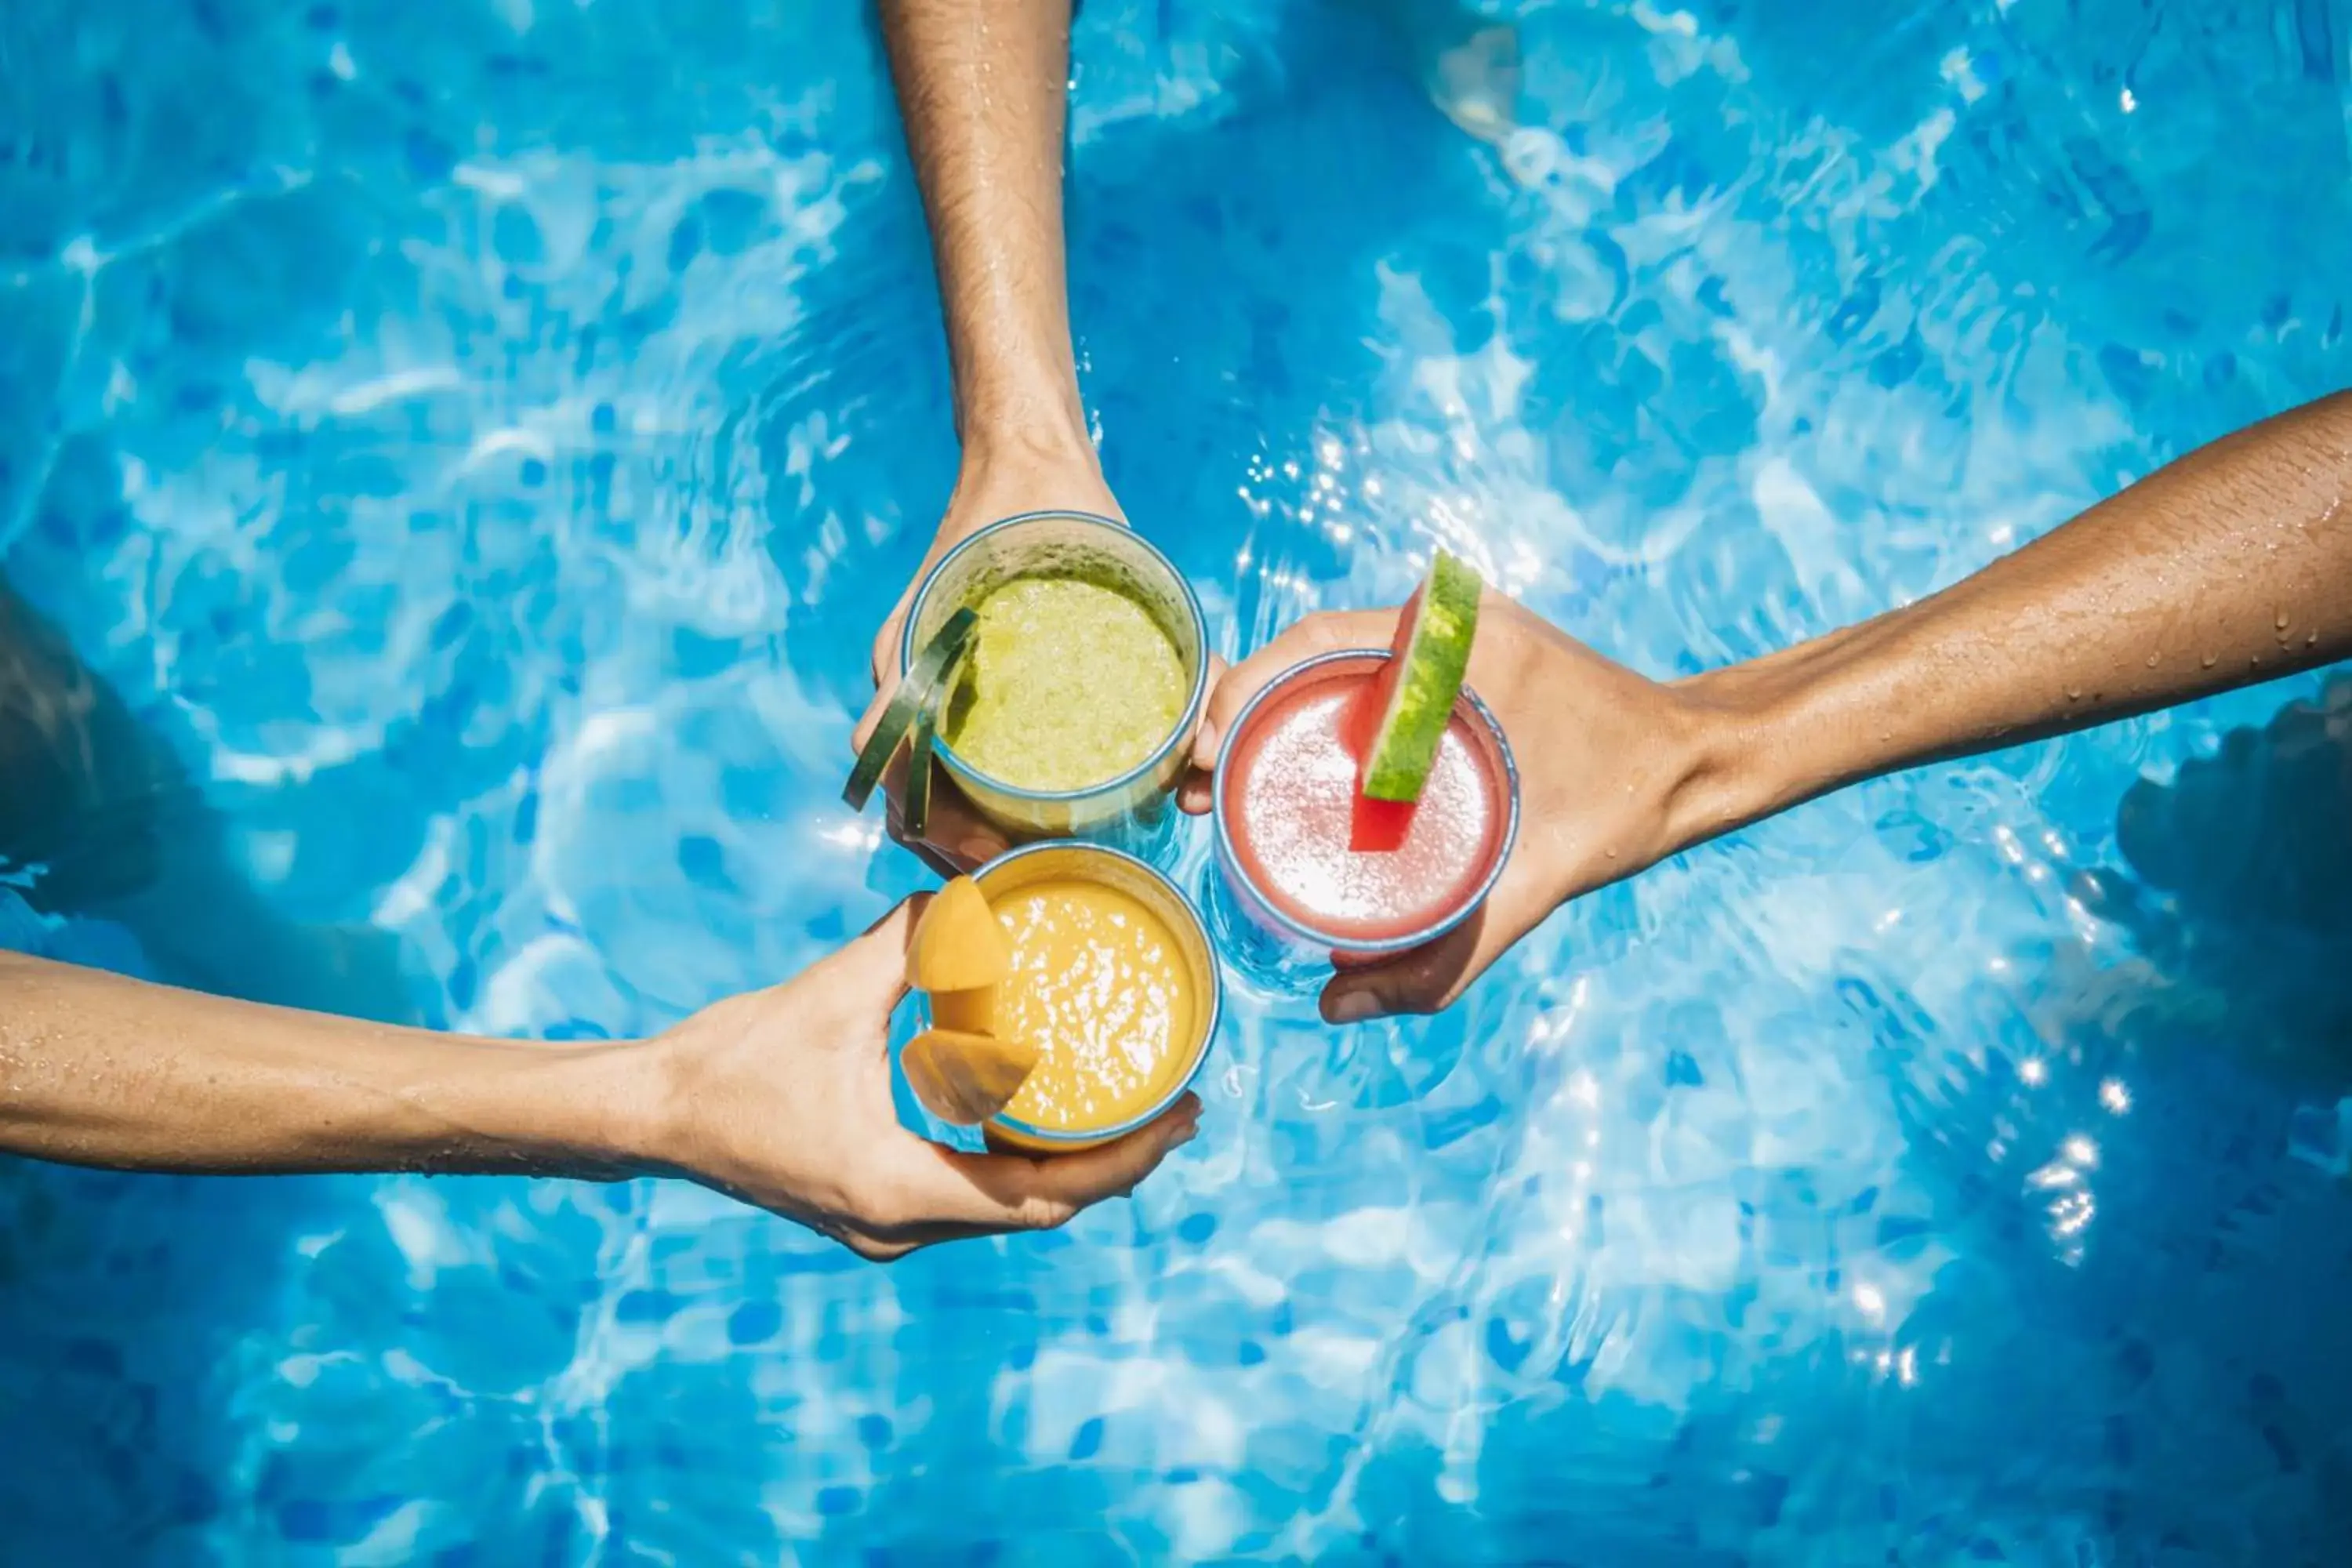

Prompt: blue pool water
[{"left": 5, "top": 0, "right": 2351, "bottom": 1560}]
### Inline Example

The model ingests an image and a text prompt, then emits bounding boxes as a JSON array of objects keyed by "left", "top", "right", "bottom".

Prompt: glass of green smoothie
[{"left": 899, "top": 510, "right": 1209, "bottom": 843}]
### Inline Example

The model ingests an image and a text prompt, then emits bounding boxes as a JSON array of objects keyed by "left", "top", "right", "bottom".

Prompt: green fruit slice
[
  {"left": 905, "top": 710, "right": 938, "bottom": 839},
  {"left": 843, "top": 606, "right": 978, "bottom": 813},
  {"left": 1355, "top": 550, "right": 1484, "bottom": 803}
]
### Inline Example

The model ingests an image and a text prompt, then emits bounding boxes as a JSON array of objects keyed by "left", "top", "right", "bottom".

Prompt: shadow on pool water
[{"left": 2080, "top": 675, "right": 2352, "bottom": 1099}]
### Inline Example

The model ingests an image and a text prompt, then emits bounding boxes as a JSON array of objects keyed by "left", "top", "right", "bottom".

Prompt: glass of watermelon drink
[{"left": 1209, "top": 555, "right": 1519, "bottom": 980}]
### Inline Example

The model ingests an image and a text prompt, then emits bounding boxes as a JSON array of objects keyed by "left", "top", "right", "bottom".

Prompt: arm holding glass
[
  {"left": 1, "top": 898, "right": 1196, "bottom": 1259},
  {"left": 867, "top": 0, "right": 1118, "bottom": 699},
  {"left": 1189, "top": 391, "right": 2352, "bottom": 1021}
]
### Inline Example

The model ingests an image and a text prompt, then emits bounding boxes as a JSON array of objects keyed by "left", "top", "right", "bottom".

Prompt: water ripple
[{"left": 3, "top": 0, "right": 2350, "bottom": 1562}]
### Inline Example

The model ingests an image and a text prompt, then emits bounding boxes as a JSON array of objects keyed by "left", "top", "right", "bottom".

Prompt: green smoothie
[{"left": 942, "top": 575, "right": 1188, "bottom": 792}]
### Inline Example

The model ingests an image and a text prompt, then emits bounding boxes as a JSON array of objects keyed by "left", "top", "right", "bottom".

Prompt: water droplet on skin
[
  {"left": 2066, "top": 686, "right": 2083, "bottom": 700},
  {"left": 2201, "top": 652, "right": 2219, "bottom": 668},
  {"left": 2145, "top": 653, "right": 2159, "bottom": 668},
  {"left": 2276, "top": 610, "right": 2292, "bottom": 630}
]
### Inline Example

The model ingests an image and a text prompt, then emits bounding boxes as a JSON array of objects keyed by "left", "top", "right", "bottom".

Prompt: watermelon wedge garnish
[
  {"left": 1349, "top": 790, "right": 1420, "bottom": 854},
  {"left": 1346, "top": 551, "right": 1483, "bottom": 835}
]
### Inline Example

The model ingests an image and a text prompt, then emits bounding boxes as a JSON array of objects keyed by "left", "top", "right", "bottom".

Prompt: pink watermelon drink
[{"left": 1212, "top": 554, "right": 1517, "bottom": 954}]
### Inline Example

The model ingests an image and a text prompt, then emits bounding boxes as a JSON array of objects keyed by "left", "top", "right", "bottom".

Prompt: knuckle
[
  {"left": 848, "top": 1233, "right": 910, "bottom": 1264},
  {"left": 1298, "top": 610, "right": 1351, "bottom": 648},
  {"left": 849, "top": 1189, "right": 911, "bottom": 1236},
  {"left": 1017, "top": 1193, "right": 1077, "bottom": 1232},
  {"left": 1303, "top": 608, "right": 1383, "bottom": 651}
]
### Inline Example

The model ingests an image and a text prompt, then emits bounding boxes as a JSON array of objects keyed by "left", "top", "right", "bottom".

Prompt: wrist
[
  {"left": 597, "top": 995, "right": 769, "bottom": 1186},
  {"left": 568, "top": 1034, "right": 687, "bottom": 1177},
  {"left": 1666, "top": 621, "right": 1889, "bottom": 848},
  {"left": 955, "top": 383, "right": 1097, "bottom": 480},
  {"left": 441, "top": 1034, "right": 668, "bottom": 1181},
  {"left": 943, "top": 417, "right": 1120, "bottom": 539}
]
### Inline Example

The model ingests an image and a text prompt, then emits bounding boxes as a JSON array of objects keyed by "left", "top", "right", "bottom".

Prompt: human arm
[
  {"left": 857, "top": 0, "right": 1127, "bottom": 873},
  {"left": 1185, "top": 390, "right": 2352, "bottom": 1019},
  {"left": 866, "top": 0, "right": 1118, "bottom": 690},
  {"left": 1677, "top": 390, "right": 2352, "bottom": 833},
  {"left": 0, "top": 899, "right": 1197, "bottom": 1259}
]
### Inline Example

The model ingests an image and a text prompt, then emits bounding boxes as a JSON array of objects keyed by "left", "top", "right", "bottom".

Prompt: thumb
[
  {"left": 845, "top": 895, "right": 927, "bottom": 996},
  {"left": 851, "top": 673, "right": 899, "bottom": 757},
  {"left": 1197, "top": 610, "right": 1395, "bottom": 769},
  {"left": 871, "top": 593, "right": 914, "bottom": 686}
]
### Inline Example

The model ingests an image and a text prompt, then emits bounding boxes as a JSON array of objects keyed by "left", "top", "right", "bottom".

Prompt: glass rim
[
  {"left": 971, "top": 838, "right": 1224, "bottom": 1146},
  {"left": 898, "top": 510, "right": 1211, "bottom": 805},
  {"left": 1210, "top": 647, "right": 1522, "bottom": 956}
]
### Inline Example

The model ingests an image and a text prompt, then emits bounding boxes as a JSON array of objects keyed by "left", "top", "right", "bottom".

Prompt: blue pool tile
[
  {"left": 666, "top": 215, "right": 702, "bottom": 274},
  {"left": 403, "top": 129, "right": 457, "bottom": 183},
  {"left": 678, "top": 834, "right": 731, "bottom": 890},
  {"left": 1483, "top": 1318, "right": 1529, "bottom": 1374},
  {"left": 615, "top": 1289, "right": 679, "bottom": 1326},
  {"left": 728, "top": 1301, "right": 782, "bottom": 1345}
]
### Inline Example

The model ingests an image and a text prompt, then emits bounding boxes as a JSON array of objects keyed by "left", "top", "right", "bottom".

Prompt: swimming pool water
[{"left": 4, "top": 0, "right": 2350, "bottom": 1561}]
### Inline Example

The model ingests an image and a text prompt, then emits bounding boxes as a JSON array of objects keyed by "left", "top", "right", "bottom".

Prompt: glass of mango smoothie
[
  {"left": 924, "top": 840, "right": 1221, "bottom": 1155},
  {"left": 899, "top": 511, "right": 1209, "bottom": 842}
]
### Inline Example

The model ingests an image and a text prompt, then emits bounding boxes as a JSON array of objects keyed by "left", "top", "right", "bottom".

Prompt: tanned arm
[
  {"left": 877, "top": 0, "right": 1094, "bottom": 464},
  {"left": 1686, "top": 390, "right": 2352, "bottom": 830},
  {"left": 0, "top": 903, "right": 1196, "bottom": 1257},
  {"left": 858, "top": 1, "right": 1128, "bottom": 871},
  {"left": 1192, "top": 391, "right": 2352, "bottom": 1019}
]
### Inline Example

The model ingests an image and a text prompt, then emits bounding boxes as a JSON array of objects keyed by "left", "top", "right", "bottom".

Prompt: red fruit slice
[
  {"left": 1344, "top": 585, "right": 1427, "bottom": 851},
  {"left": 1341, "top": 551, "right": 1486, "bottom": 848},
  {"left": 1348, "top": 791, "right": 1418, "bottom": 853},
  {"left": 1344, "top": 584, "right": 1425, "bottom": 761},
  {"left": 1353, "top": 551, "right": 1483, "bottom": 804}
]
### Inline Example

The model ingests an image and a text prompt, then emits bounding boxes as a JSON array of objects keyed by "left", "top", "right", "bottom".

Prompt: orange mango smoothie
[{"left": 966, "top": 844, "right": 1218, "bottom": 1150}]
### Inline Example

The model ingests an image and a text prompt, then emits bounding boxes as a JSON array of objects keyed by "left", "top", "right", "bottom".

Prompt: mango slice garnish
[
  {"left": 901, "top": 1029, "right": 1041, "bottom": 1125},
  {"left": 906, "top": 876, "right": 1011, "bottom": 993},
  {"left": 927, "top": 985, "right": 997, "bottom": 1036},
  {"left": 900, "top": 877, "right": 1033, "bottom": 1123}
]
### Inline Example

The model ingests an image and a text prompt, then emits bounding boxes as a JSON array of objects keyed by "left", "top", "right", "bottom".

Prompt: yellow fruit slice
[
  {"left": 928, "top": 985, "right": 997, "bottom": 1036},
  {"left": 900, "top": 1028, "right": 1040, "bottom": 1125},
  {"left": 906, "top": 876, "right": 1011, "bottom": 993}
]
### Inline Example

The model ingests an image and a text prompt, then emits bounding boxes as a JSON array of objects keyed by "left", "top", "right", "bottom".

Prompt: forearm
[
  {"left": 1683, "top": 391, "right": 2352, "bottom": 834},
  {"left": 878, "top": 0, "right": 1091, "bottom": 461},
  {"left": 0, "top": 951, "right": 648, "bottom": 1178}
]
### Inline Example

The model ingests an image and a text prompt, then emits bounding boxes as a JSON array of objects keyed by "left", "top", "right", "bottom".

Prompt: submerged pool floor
[{"left": 3, "top": 0, "right": 2350, "bottom": 1561}]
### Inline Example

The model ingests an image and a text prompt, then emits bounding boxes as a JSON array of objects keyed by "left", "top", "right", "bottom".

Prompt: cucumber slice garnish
[
  {"left": 843, "top": 606, "right": 978, "bottom": 814},
  {"left": 906, "top": 710, "right": 938, "bottom": 839}
]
